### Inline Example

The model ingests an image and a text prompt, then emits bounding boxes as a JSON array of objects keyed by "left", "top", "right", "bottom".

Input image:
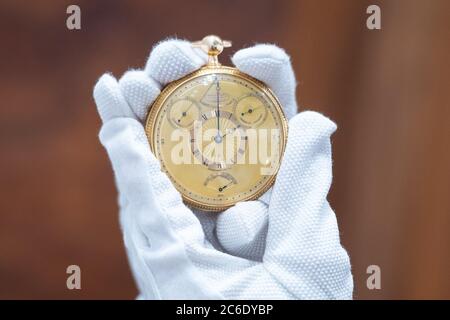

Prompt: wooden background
[{"left": 0, "top": 0, "right": 449, "bottom": 299}]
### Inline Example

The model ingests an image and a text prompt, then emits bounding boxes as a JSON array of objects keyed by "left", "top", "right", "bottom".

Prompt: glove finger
[
  {"left": 216, "top": 201, "right": 268, "bottom": 261},
  {"left": 100, "top": 117, "right": 225, "bottom": 299},
  {"left": 93, "top": 74, "right": 136, "bottom": 123},
  {"left": 263, "top": 111, "right": 353, "bottom": 299},
  {"left": 232, "top": 44, "right": 297, "bottom": 119},
  {"left": 267, "top": 111, "right": 337, "bottom": 229},
  {"left": 145, "top": 39, "right": 208, "bottom": 85},
  {"left": 213, "top": 187, "right": 272, "bottom": 261},
  {"left": 118, "top": 70, "right": 161, "bottom": 122},
  {"left": 100, "top": 118, "right": 256, "bottom": 296},
  {"left": 99, "top": 118, "right": 208, "bottom": 248}
]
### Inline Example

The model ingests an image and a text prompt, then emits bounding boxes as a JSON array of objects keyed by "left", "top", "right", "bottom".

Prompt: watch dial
[{"left": 146, "top": 67, "right": 287, "bottom": 211}]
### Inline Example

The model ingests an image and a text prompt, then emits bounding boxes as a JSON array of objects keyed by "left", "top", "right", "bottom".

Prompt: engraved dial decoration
[
  {"left": 146, "top": 67, "right": 288, "bottom": 211},
  {"left": 190, "top": 109, "right": 246, "bottom": 170}
]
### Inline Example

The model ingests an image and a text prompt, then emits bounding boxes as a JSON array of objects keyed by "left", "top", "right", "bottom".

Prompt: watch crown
[{"left": 192, "top": 35, "right": 232, "bottom": 66}]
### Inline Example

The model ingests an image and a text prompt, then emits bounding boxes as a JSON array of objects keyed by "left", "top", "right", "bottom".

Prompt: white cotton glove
[{"left": 93, "top": 39, "right": 353, "bottom": 299}]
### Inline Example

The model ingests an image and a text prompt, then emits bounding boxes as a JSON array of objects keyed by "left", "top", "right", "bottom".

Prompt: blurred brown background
[{"left": 0, "top": 0, "right": 449, "bottom": 299}]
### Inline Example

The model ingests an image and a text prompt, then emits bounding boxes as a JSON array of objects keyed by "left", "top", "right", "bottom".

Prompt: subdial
[
  {"left": 204, "top": 172, "right": 238, "bottom": 193},
  {"left": 168, "top": 98, "right": 200, "bottom": 128},
  {"left": 234, "top": 94, "right": 268, "bottom": 127},
  {"left": 190, "top": 110, "right": 247, "bottom": 170}
]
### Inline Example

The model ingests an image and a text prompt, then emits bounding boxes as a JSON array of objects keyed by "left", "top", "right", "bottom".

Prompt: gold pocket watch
[{"left": 145, "top": 35, "right": 288, "bottom": 211}]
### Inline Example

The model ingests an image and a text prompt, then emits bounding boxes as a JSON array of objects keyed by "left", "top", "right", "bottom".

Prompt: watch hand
[
  {"left": 220, "top": 126, "right": 238, "bottom": 139},
  {"left": 216, "top": 77, "right": 220, "bottom": 135},
  {"left": 241, "top": 105, "right": 262, "bottom": 116},
  {"left": 218, "top": 181, "right": 233, "bottom": 192},
  {"left": 185, "top": 103, "right": 194, "bottom": 113},
  {"left": 176, "top": 104, "right": 193, "bottom": 123},
  {"left": 213, "top": 76, "right": 224, "bottom": 144}
]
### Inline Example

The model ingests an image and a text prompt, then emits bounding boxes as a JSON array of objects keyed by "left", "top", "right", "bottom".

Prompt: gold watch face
[{"left": 145, "top": 66, "right": 288, "bottom": 211}]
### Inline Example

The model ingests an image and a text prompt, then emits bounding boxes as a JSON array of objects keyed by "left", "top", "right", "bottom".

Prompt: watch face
[{"left": 146, "top": 66, "right": 288, "bottom": 211}]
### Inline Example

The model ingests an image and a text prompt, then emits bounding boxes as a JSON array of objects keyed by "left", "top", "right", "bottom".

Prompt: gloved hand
[{"left": 93, "top": 39, "right": 353, "bottom": 299}]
